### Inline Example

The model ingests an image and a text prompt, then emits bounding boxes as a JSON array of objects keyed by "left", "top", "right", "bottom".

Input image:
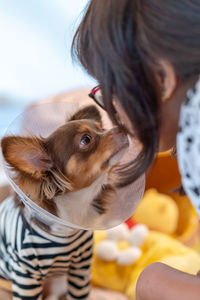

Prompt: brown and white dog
[{"left": 0, "top": 105, "right": 128, "bottom": 300}]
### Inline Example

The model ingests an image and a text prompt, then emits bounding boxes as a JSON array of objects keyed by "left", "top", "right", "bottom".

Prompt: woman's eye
[{"left": 80, "top": 135, "right": 92, "bottom": 146}]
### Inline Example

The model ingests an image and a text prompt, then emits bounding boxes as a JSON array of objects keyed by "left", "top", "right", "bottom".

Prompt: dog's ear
[
  {"left": 69, "top": 105, "right": 102, "bottom": 124},
  {"left": 1, "top": 136, "right": 52, "bottom": 179}
]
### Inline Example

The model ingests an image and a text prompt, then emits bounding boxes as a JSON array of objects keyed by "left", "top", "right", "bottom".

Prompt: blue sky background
[
  {"left": 0, "top": 0, "right": 95, "bottom": 103},
  {"left": 0, "top": 0, "right": 96, "bottom": 136}
]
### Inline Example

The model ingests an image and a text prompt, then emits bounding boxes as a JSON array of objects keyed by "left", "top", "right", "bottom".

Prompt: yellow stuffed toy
[
  {"left": 125, "top": 231, "right": 200, "bottom": 300},
  {"left": 133, "top": 189, "right": 179, "bottom": 234},
  {"left": 92, "top": 223, "right": 148, "bottom": 293},
  {"left": 92, "top": 189, "right": 200, "bottom": 300},
  {"left": 92, "top": 228, "right": 200, "bottom": 300}
]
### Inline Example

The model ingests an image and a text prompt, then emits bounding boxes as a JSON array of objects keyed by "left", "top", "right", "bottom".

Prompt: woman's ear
[
  {"left": 157, "top": 60, "right": 177, "bottom": 103},
  {"left": 69, "top": 105, "right": 102, "bottom": 125},
  {"left": 1, "top": 136, "right": 52, "bottom": 179}
]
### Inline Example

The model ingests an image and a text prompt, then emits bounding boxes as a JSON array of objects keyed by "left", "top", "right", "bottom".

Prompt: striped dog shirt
[{"left": 0, "top": 196, "right": 93, "bottom": 300}]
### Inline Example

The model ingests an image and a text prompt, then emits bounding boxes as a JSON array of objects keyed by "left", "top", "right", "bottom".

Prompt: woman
[{"left": 72, "top": 0, "right": 200, "bottom": 299}]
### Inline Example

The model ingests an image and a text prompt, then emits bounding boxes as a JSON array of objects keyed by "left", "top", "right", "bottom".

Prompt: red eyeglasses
[{"left": 88, "top": 86, "right": 105, "bottom": 110}]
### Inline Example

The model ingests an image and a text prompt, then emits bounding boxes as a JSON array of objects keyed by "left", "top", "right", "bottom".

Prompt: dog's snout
[
  {"left": 109, "top": 127, "right": 129, "bottom": 146},
  {"left": 110, "top": 126, "right": 125, "bottom": 136},
  {"left": 111, "top": 127, "right": 121, "bottom": 135},
  {"left": 112, "top": 126, "right": 128, "bottom": 138}
]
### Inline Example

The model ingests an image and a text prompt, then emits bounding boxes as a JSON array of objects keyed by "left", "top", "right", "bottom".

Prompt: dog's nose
[
  {"left": 111, "top": 127, "right": 129, "bottom": 146},
  {"left": 111, "top": 126, "right": 128, "bottom": 138},
  {"left": 111, "top": 126, "right": 125, "bottom": 135}
]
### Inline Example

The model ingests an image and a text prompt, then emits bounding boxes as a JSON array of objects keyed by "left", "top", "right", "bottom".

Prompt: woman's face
[
  {"left": 158, "top": 86, "right": 185, "bottom": 152},
  {"left": 158, "top": 75, "right": 197, "bottom": 152},
  {"left": 113, "top": 97, "right": 181, "bottom": 152},
  {"left": 113, "top": 64, "right": 196, "bottom": 152}
]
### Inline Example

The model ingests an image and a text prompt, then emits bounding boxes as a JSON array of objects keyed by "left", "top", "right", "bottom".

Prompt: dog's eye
[{"left": 80, "top": 135, "right": 92, "bottom": 146}]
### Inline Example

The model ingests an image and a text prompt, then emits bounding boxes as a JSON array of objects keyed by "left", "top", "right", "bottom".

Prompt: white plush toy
[{"left": 96, "top": 223, "right": 149, "bottom": 266}]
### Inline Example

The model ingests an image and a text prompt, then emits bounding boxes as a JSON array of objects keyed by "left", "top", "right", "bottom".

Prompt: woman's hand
[{"left": 136, "top": 262, "right": 200, "bottom": 300}]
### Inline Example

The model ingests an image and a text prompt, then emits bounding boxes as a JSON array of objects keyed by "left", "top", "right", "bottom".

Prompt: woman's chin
[{"left": 158, "top": 140, "right": 175, "bottom": 153}]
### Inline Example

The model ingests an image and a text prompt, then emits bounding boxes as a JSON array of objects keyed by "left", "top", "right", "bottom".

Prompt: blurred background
[{"left": 0, "top": 0, "right": 95, "bottom": 138}]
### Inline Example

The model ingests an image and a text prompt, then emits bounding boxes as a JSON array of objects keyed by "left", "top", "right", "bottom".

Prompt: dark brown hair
[{"left": 72, "top": 0, "right": 200, "bottom": 186}]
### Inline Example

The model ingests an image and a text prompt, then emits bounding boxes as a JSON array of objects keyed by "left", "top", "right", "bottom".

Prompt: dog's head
[{"left": 1, "top": 105, "right": 128, "bottom": 215}]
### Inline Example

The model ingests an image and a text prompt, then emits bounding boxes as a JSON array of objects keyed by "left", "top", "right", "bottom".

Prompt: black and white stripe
[{"left": 0, "top": 197, "right": 93, "bottom": 300}]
